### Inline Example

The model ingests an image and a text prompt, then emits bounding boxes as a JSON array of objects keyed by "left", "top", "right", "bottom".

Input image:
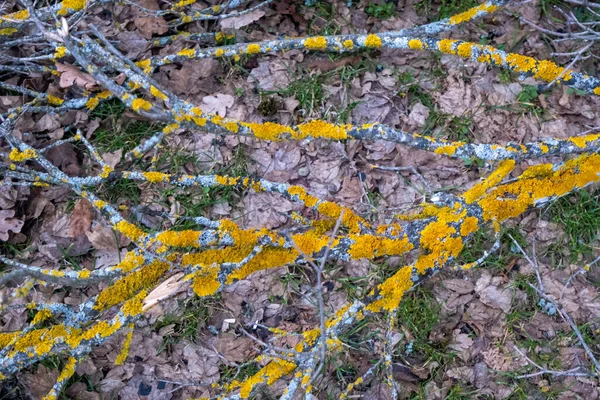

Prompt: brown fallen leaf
[
  {"left": 85, "top": 222, "right": 130, "bottom": 251},
  {"left": 55, "top": 63, "right": 99, "bottom": 90},
  {"left": 134, "top": 16, "right": 168, "bottom": 40},
  {"left": 0, "top": 209, "right": 24, "bottom": 241},
  {"left": 68, "top": 199, "right": 93, "bottom": 237},
  {"left": 219, "top": 9, "right": 265, "bottom": 29},
  {"left": 201, "top": 93, "right": 235, "bottom": 117}
]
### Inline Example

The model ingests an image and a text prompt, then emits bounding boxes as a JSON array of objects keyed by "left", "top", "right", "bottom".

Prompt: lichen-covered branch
[{"left": 1, "top": 0, "right": 600, "bottom": 398}]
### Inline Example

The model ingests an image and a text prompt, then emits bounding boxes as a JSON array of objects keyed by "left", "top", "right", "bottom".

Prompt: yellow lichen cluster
[
  {"left": 304, "top": 36, "right": 328, "bottom": 50},
  {"left": 114, "top": 220, "right": 146, "bottom": 241},
  {"left": 47, "top": 94, "right": 64, "bottom": 105},
  {"left": 463, "top": 159, "right": 516, "bottom": 204},
  {"left": 297, "top": 119, "right": 349, "bottom": 140},
  {"left": 246, "top": 43, "right": 261, "bottom": 54},
  {"left": 94, "top": 262, "right": 167, "bottom": 311},
  {"left": 0, "top": 9, "right": 29, "bottom": 22},
  {"left": 57, "top": 0, "right": 87, "bottom": 16},
  {"left": 143, "top": 171, "right": 169, "bottom": 182},
  {"left": 156, "top": 230, "right": 200, "bottom": 247},
  {"left": 364, "top": 34, "right": 382, "bottom": 48},
  {"left": 449, "top": 2, "right": 498, "bottom": 25},
  {"left": 9, "top": 148, "right": 37, "bottom": 162},
  {"left": 115, "top": 324, "right": 135, "bottom": 365},
  {"left": 234, "top": 359, "right": 297, "bottom": 398},
  {"left": 478, "top": 153, "right": 600, "bottom": 222},
  {"left": 408, "top": 39, "right": 424, "bottom": 50},
  {"left": 177, "top": 48, "right": 196, "bottom": 57},
  {"left": 131, "top": 98, "right": 153, "bottom": 112},
  {"left": 185, "top": 265, "right": 219, "bottom": 296},
  {"left": 347, "top": 234, "right": 414, "bottom": 259}
]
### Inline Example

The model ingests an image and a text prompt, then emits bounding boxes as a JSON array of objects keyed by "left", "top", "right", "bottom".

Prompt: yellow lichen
[
  {"left": 438, "top": 39, "right": 457, "bottom": 54},
  {"left": 156, "top": 230, "right": 200, "bottom": 247},
  {"left": 131, "top": 98, "right": 153, "bottom": 112},
  {"left": 150, "top": 85, "right": 168, "bottom": 101},
  {"left": 238, "top": 359, "right": 296, "bottom": 398},
  {"left": 95, "top": 262, "right": 166, "bottom": 311},
  {"left": 343, "top": 39, "right": 354, "bottom": 49},
  {"left": 242, "top": 121, "right": 294, "bottom": 141},
  {"left": 114, "top": 220, "right": 146, "bottom": 241},
  {"left": 177, "top": 48, "right": 196, "bottom": 57},
  {"left": 297, "top": 120, "right": 348, "bottom": 140},
  {"left": 9, "top": 148, "right": 36, "bottom": 162},
  {"left": 57, "top": 0, "right": 86, "bottom": 16},
  {"left": 190, "top": 266, "right": 220, "bottom": 296},
  {"left": 47, "top": 94, "right": 64, "bottom": 105},
  {"left": 364, "top": 34, "right": 382, "bottom": 48},
  {"left": 115, "top": 325, "right": 134, "bottom": 365},
  {"left": 143, "top": 171, "right": 169, "bottom": 182},
  {"left": 246, "top": 43, "right": 261, "bottom": 54},
  {"left": 408, "top": 39, "right": 424, "bottom": 50},
  {"left": 304, "top": 36, "right": 327, "bottom": 50},
  {"left": 449, "top": 3, "right": 498, "bottom": 25}
]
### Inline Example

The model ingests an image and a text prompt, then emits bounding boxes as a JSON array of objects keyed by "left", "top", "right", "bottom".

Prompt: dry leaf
[
  {"left": 134, "top": 16, "right": 168, "bottom": 40},
  {"left": 85, "top": 223, "right": 129, "bottom": 251},
  {"left": 0, "top": 209, "right": 23, "bottom": 241},
  {"left": 102, "top": 149, "right": 122, "bottom": 168},
  {"left": 56, "top": 63, "right": 99, "bottom": 90},
  {"left": 201, "top": 93, "right": 235, "bottom": 117},
  {"left": 479, "top": 285, "right": 512, "bottom": 313},
  {"left": 219, "top": 9, "right": 265, "bottom": 29},
  {"left": 68, "top": 199, "right": 93, "bottom": 237}
]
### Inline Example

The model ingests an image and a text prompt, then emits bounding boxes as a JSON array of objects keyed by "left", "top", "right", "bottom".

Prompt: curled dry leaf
[{"left": 0, "top": 209, "right": 24, "bottom": 241}]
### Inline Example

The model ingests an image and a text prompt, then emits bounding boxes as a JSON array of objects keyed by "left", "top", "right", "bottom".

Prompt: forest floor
[{"left": 1, "top": 0, "right": 600, "bottom": 399}]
